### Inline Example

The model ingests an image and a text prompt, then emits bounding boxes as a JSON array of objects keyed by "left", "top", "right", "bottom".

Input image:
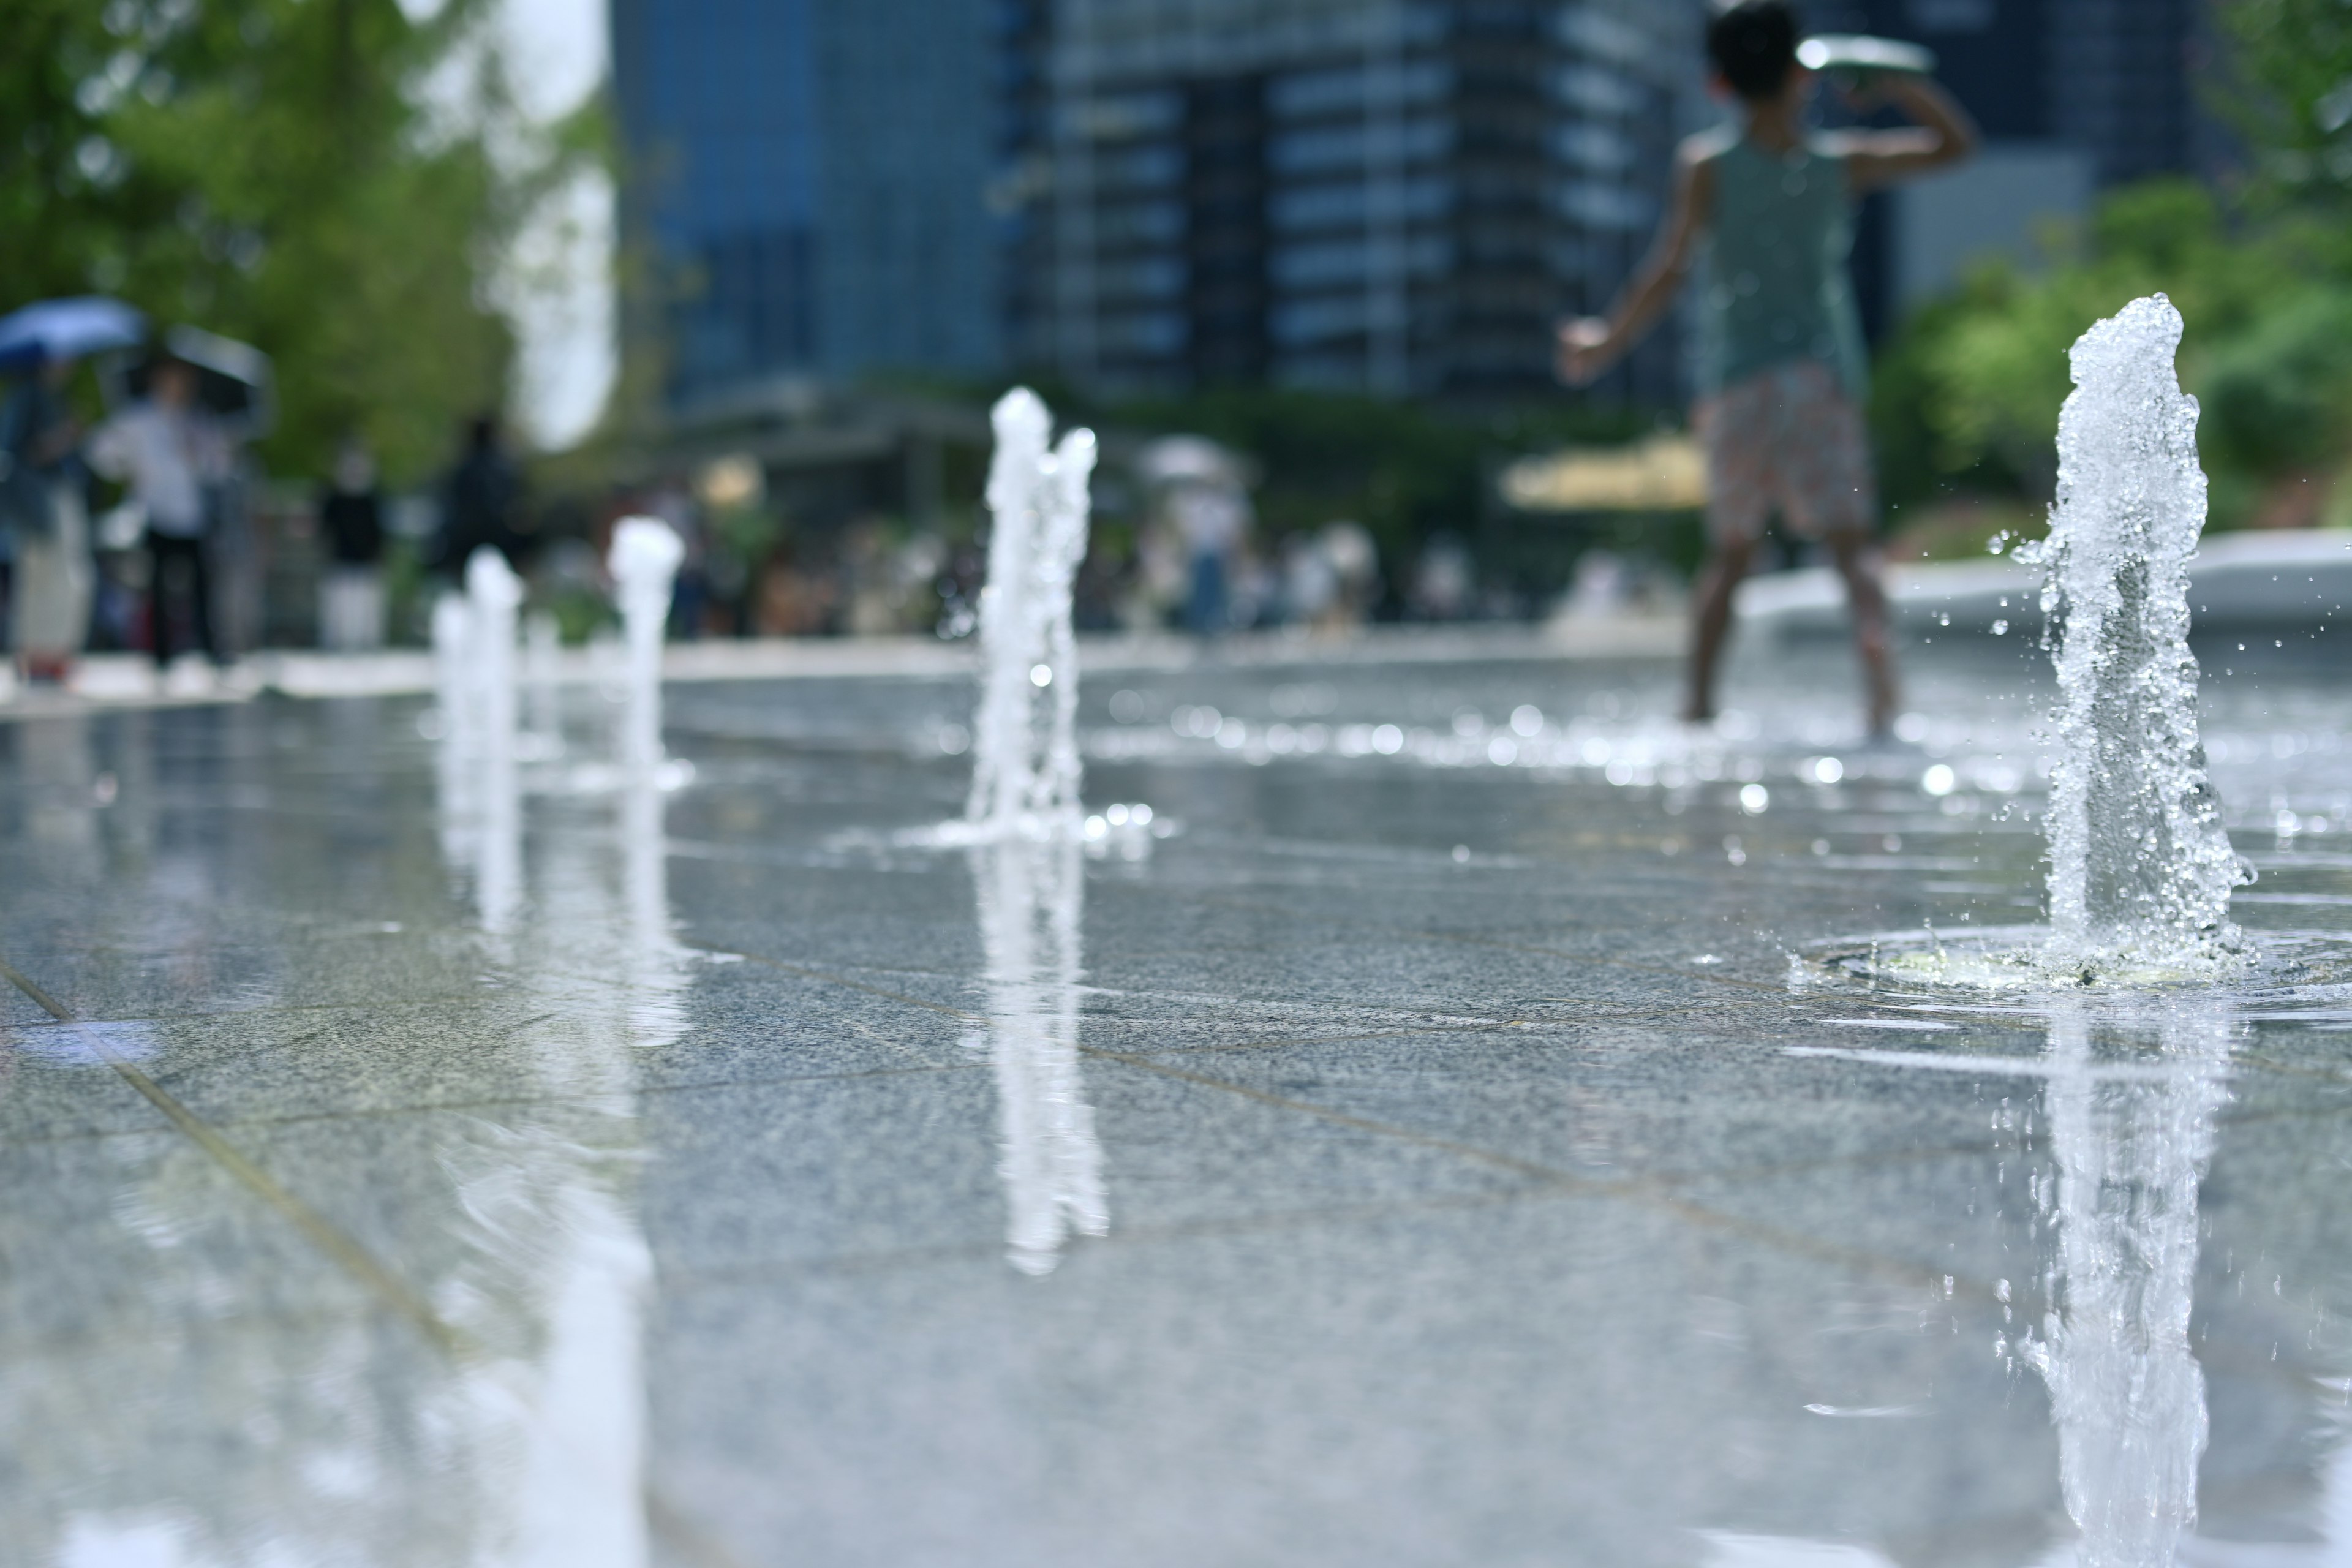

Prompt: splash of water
[
  {"left": 963, "top": 388, "right": 1096, "bottom": 839},
  {"left": 2017, "top": 295, "right": 2251, "bottom": 975}
]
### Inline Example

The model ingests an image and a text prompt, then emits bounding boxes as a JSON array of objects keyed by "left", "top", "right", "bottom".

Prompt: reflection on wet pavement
[{"left": 2, "top": 635, "right": 2351, "bottom": 1566}]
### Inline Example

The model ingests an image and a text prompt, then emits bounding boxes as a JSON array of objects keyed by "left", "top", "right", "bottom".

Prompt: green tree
[
  {"left": 0, "top": 0, "right": 582, "bottom": 483},
  {"left": 2216, "top": 0, "right": 2352, "bottom": 219},
  {"left": 1872, "top": 180, "right": 2349, "bottom": 527},
  {"left": 1869, "top": 3, "right": 2352, "bottom": 532}
]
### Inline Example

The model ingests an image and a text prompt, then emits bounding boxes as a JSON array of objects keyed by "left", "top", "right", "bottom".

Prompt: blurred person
[
  {"left": 317, "top": 436, "right": 386, "bottom": 650},
  {"left": 1169, "top": 478, "right": 1248, "bottom": 635},
  {"left": 1319, "top": 520, "right": 1381, "bottom": 630},
  {"left": 1283, "top": 529, "right": 1340, "bottom": 628},
  {"left": 1409, "top": 534, "right": 1474, "bottom": 620},
  {"left": 89, "top": 355, "right": 229, "bottom": 672},
  {"left": 1124, "top": 519, "right": 1188, "bottom": 632},
  {"left": 1556, "top": 0, "right": 1975, "bottom": 735},
  {"left": 0, "top": 353, "right": 93, "bottom": 682},
  {"left": 439, "top": 413, "right": 524, "bottom": 577}
]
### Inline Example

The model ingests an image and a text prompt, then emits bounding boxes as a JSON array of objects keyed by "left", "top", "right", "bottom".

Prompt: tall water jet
[
  {"left": 608, "top": 516, "right": 684, "bottom": 775},
  {"left": 432, "top": 592, "right": 473, "bottom": 752},
  {"left": 465, "top": 547, "right": 524, "bottom": 933},
  {"left": 523, "top": 610, "right": 563, "bottom": 760},
  {"left": 963, "top": 388, "right": 1096, "bottom": 840},
  {"left": 2020, "top": 295, "right": 2250, "bottom": 973}
]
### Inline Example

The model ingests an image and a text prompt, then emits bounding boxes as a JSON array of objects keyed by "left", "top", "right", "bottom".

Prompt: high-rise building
[
  {"left": 1003, "top": 1, "right": 1703, "bottom": 403},
  {"left": 610, "top": 0, "right": 1004, "bottom": 412}
]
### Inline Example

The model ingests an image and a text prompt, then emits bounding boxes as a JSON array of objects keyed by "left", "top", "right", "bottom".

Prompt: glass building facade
[
  {"left": 1003, "top": 1, "right": 1702, "bottom": 403},
  {"left": 611, "top": 0, "right": 1004, "bottom": 410}
]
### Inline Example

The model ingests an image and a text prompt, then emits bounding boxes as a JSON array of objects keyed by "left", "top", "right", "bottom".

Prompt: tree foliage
[
  {"left": 1873, "top": 184, "right": 2319, "bottom": 508},
  {"left": 1871, "top": 0, "right": 2352, "bottom": 530},
  {"left": 2215, "top": 0, "right": 2352, "bottom": 213},
  {"left": 0, "top": 0, "right": 568, "bottom": 483}
]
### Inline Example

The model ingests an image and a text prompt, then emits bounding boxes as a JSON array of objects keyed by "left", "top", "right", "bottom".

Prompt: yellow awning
[{"left": 1499, "top": 434, "right": 1706, "bottom": 513}]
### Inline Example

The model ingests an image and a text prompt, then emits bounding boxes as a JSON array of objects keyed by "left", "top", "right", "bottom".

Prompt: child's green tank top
[{"left": 1697, "top": 132, "right": 1868, "bottom": 402}]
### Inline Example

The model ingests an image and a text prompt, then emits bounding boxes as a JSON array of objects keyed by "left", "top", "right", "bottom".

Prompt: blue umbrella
[{"left": 0, "top": 296, "right": 146, "bottom": 372}]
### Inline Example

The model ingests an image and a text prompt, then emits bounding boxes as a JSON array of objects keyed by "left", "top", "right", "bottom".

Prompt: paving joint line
[
  {"left": 0, "top": 953, "right": 472, "bottom": 1359},
  {"left": 0, "top": 949, "right": 741, "bottom": 1547}
]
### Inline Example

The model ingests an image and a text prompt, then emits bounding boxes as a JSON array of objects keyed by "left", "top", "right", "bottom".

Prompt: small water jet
[{"left": 960, "top": 388, "right": 1096, "bottom": 840}]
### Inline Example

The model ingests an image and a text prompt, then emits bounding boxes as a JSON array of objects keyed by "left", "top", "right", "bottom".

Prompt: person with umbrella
[
  {"left": 0, "top": 298, "right": 143, "bottom": 683},
  {"left": 89, "top": 353, "right": 233, "bottom": 678},
  {"left": 0, "top": 353, "right": 96, "bottom": 682}
]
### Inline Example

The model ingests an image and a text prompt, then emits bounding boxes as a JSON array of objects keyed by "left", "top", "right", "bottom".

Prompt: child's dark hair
[{"left": 1707, "top": 1, "right": 1800, "bottom": 102}]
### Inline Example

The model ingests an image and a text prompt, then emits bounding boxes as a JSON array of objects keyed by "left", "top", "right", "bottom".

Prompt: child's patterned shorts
[{"left": 1696, "top": 359, "right": 1877, "bottom": 545}]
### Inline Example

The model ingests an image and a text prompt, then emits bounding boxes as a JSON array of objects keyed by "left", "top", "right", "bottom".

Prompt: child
[{"left": 1557, "top": 0, "right": 1975, "bottom": 736}]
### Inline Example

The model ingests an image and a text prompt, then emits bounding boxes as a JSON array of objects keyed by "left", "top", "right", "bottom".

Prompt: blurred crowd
[{"left": 1, "top": 346, "right": 1660, "bottom": 683}]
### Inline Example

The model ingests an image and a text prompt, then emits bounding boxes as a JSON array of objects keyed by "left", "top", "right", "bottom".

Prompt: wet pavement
[{"left": 4, "top": 631, "right": 2351, "bottom": 1567}]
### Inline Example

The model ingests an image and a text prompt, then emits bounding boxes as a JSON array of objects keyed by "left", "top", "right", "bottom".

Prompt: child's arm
[
  {"left": 1556, "top": 143, "right": 1714, "bottom": 387},
  {"left": 1833, "top": 75, "right": 1978, "bottom": 193}
]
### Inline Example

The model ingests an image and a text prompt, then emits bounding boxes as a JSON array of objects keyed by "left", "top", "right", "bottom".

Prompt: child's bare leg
[
  {"left": 1684, "top": 536, "right": 1754, "bottom": 723},
  {"left": 1828, "top": 532, "right": 1899, "bottom": 735}
]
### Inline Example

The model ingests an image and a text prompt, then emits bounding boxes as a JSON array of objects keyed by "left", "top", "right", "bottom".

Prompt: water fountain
[
  {"left": 608, "top": 516, "right": 686, "bottom": 778},
  {"left": 465, "top": 547, "right": 524, "bottom": 933},
  {"left": 2016, "top": 294, "right": 2253, "bottom": 977},
  {"left": 432, "top": 592, "right": 473, "bottom": 752},
  {"left": 524, "top": 610, "right": 564, "bottom": 760},
  {"left": 1863, "top": 296, "right": 2254, "bottom": 987},
  {"left": 959, "top": 388, "right": 1096, "bottom": 841},
  {"left": 1817, "top": 298, "right": 2277, "bottom": 1559}
]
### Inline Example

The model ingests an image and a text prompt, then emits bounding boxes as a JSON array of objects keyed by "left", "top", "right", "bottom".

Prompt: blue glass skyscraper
[{"left": 611, "top": 0, "right": 1003, "bottom": 408}]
